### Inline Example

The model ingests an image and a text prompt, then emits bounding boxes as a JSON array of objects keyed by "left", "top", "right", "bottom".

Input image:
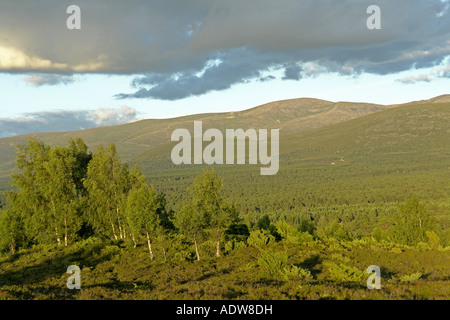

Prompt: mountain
[
  {"left": 392, "top": 94, "right": 450, "bottom": 106},
  {"left": 129, "top": 101, "right": 450, "bottom": 223},
  {"left": 0, "top": 97, "right": 397, "bottom": 180},
  {"left": 131, "top": 101, "right": 450, "bottom": 173},
  {"left": 0, "top": 95, "right": 449, "bottom": 182}
]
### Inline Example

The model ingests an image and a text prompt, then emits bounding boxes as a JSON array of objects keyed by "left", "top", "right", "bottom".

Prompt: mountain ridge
[{"left": 0, "top": 94, "right": 448, "bottom": 179}]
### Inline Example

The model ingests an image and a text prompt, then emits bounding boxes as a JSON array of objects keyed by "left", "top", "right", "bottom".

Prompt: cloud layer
[
  {"left": 24, "top": 74, "right": 76, "bottom": 86},
  {"left": 1, "top": 0, "right": 449, "bottom": 100},
  {"left": 0, "top": 106, "right": 138, "bottom": 138}
]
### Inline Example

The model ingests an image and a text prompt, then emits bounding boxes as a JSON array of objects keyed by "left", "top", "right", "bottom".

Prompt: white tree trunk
[
  {"left": 216, "top": 238, "right": 220, "bottom": 257},
  {"left": 111, "top": 220, "right": 118, "bottom": 240},
  {"left": 132, "top": 232, "right": 137, "bottom": 248},
  {"left": 64, "top": 216, "right": 68, "bottom": 246},
  {"left": 194, "top": 236, "right": 200, "bottom": 261},
  {"left": 146, "top": 231, "right": 154, "bottom": 261}
]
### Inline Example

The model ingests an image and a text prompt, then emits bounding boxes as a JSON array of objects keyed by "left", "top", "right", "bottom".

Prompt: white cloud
[
  {"left": 24, "top": 74, "right": 76, "bottom": 86},
  {"left": 92, "top": 106, "right": 138, "bottom": 126},
  {"left": 396, "top": 74, "right": 433, "bottom": 84},
  {"left": 0, "top": 106, "right": 138, "bottom": 138}
]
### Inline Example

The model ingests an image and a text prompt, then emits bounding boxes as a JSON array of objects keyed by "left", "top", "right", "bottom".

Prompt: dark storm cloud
[
  {"left": 1, "top": 0, "right": 450, "bottom": 99},
  {"left": 0, "top": 107, "right": 138, "bottom": 138},
  {"left": 115, "top": 47, "right": 285, "bottom": 100},
  {"left": 283, "top": 64, "right": 303, "bottom": 81}
]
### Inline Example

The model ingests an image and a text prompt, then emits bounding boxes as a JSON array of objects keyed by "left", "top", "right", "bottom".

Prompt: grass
[{"left": 0, "top": 237, "right": 448, "bottom": 300}]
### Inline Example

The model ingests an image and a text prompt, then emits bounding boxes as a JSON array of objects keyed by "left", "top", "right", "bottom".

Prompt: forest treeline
[
  {"left": 0, "top": 138, "right": 444, "bottom": 260},
  {"left": 0, "top": 138, "right": 241, "bottom": 260}
]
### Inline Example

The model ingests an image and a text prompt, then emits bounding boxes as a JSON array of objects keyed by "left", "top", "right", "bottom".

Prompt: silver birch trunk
[
  {"left": 146, "top": 231, "right": 153, "bottom": 261},
  {"left": 194, "top": 235, "right": 200, "bottom": 261}
]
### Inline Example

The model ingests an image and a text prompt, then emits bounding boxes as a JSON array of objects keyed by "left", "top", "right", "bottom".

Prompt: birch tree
[
  {"left": 191, "top": 169, "right": 237, "bottom": 257},
  {"left": 10, "top": 139, "right": 54, "bottom": 244},
  {"left": 84, "top": 144, "right": 131, "bottom": 240},
  {"left": 126, "top": 181, "right": 160, "bottom": 260},
  {"left": 175, "top": 201, "right": 207, "bottom": 261},
  {"left": 9, "top": 138, "right": 90, "bottom": 246}
]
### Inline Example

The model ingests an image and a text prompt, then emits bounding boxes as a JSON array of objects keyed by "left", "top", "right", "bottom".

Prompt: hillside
[
  {"left": 2, "top": 95, "right": 449, "bottom": 181},
  {"left": 133, "top": 101, "right": 450, "bottom": 172},
  {"left": 131, "top": 102, "right": 450, "bottom": 246},
  {"left": 0, "top": 97, "right": 394, "bottom": 180}
]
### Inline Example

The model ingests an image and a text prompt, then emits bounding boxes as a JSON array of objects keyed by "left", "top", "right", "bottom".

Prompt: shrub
[
  {"left": 224, "top": 223, "right": 250, "bottom": 243},
  {"left": 329, "top": 253, "right": 350, "bottom": 264},
  {"left": 399, "top": 272, "right": 422, "bottom": 283},
  {"left": 275, "top": 220, "right": 301, "bottom": 243},
  {"left": 224, "top": 240, "right": 246, "bottom": 255},
  {"left": 99, "top": 245, "right": 120, "bottom": 259},
  {"left": 257, "top": 250, "right": 288, "bottom": 281},
  {"left": 247, "top": 229, "right": 275, "bottom": 248},
  {"left": 257, "top": 250, "right": 312, "bottom": 282},
  {"left": 390, "top": 198, "right": 435, "bottom": 246},
  {"left": 323, "top": 261, "right": 365, "bottom": 283},
  {"left": 282, "top": 265, "right": 313, "bottom": 281},
  {"left": 168, "top": 235, "right": 193, "bottom": 261},
  {"left": 426, "top": 231, "right": 442, "bottom": 250}
]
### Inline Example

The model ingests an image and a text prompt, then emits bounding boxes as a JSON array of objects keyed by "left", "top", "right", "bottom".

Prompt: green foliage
[
  {"left": 390, "top": 197, "right": 435, "bottom": 246},
  {"left": 1, "top": 103, "right": 450, "bottom": 300},
  {"left": 323, "top": 261, "right": 366, "bottom": 283},
  {"left": 168, "top": 234, "right": 194, "bottom": 262},
  {"left": 126, "top": 178, "right": 160, "bottom": 259},
  {"left": 83, "top": 144, "right": 132, "bottom": 240},
  {"left": 224, "top": 223, "right": 250, "bottom": 243},
  {"left": 257, "top": 249, "right": 312, "bottom": 282},
  {"left": 0, "top": 208, "right": 26, "bottom": 253},
  {"left": 0, "top": 233, "right": 449, "bottom": 300},
  {"left": 247, "top": 229, "right": 275, "bottom": 248},
  {"left": 126, "top": 178, "right": 159, "bottom": 237},
  {"left": 298, "top": 218, "right": 317, "bottom": 237},
  {"left": 399, "top": 272, "right": 423, "bottom": 283},
  {"left": 257, "top": 215, "right": 271, "bottom": 230},
  {"left": 371, "top": 227, "right": 384, "bottom": 242},
  {"left": 275, "top": 220, "right": 301, "bottom": 243},
  {"left": 318, "top": 220, "right": 349, "bottom": 241},
  {"left": 174, "top": 201, "right": 208, "bottom": 261},
  {"left": 282, "top": 265, "right": 313, "bottom": 281},
  {"left": 175, "top": 169, "right": 239, "bottom": 259},
  {"left": 8, "top": 138, "right": 90, "bottom": 247},
  {"left": 425, "top": 231, "right": 441, "bottom": 250},
  {"left": 257, "top": 250, "right": 288, "bottom": 281},
  {"left": 256, "top": 214, "right": 282, "bottom": 241},
  {"left": 224, "top": 240, "right": 247, "bottom": 255}
]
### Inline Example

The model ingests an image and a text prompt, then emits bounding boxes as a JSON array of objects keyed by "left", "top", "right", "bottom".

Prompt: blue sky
[{"left": 1, "top": 0, "right": 449, "bottom": 137}]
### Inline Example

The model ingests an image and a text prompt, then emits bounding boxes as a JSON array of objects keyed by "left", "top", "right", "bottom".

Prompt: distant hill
[
  {"left": 128, "top": 101, "right": 450, "bottom": 230},
  {"left": 0, "top": 94, "right": 449, "bottom": 181},
  {"left": 131, "top": 101, "right": 450, "bottom": 174},
  {"left": 0, "top": 96, "right": 396, "bottom": 179},
  {"left": 392, "top": 94, "right": 450, "bottom": 106}
]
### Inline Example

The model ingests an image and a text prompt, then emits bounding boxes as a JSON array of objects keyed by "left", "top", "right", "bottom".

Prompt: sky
[{"left": 0, "top": 0, "right": 450, "bottom": 138}]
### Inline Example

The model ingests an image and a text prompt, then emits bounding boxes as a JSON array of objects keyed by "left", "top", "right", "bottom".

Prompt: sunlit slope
[
  {"left": 131, "top": 102, "right": 450, "bottom": 227},
  {"left": 0, "top": 97, "right": 395, "bottom": 178},
  {"left": 281, "top": 102, "right": 450, "bottom": 161},
  {"left": 133, "top": 102, "right": 450, "bottom": 173}
]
